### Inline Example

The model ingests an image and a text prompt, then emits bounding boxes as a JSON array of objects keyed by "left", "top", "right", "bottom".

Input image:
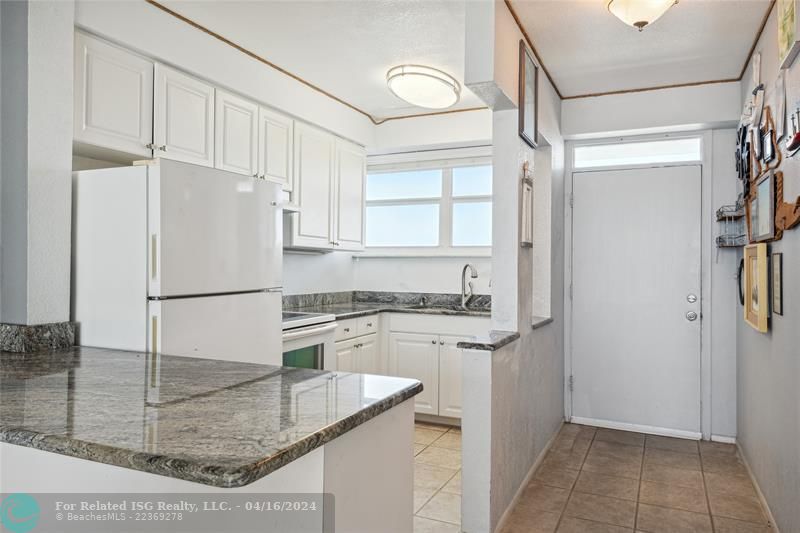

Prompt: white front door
[{"left": 571, "top": 165, "right": 702, "bottom": 437}]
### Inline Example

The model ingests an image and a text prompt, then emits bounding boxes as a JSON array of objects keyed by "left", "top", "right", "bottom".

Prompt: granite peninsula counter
[{"left": 1, "top": 347, "right": 421, "bottom": 531}]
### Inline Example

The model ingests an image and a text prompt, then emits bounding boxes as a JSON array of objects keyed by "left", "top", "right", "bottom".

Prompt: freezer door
[
  {"left": 148, "top": 291, "right": 282, "bottom": 364},
  {"left": 148, "top": 159, "right": 282, "bottom": 297}
]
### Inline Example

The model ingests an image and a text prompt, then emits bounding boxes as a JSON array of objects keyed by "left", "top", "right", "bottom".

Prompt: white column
[{"left": 1, "top": 0, "right": 74, "bottom": 325}]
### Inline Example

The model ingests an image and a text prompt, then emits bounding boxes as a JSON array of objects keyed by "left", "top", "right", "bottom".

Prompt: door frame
[{"left": 563, "top": 130, "right": 713, "bottom": 440}]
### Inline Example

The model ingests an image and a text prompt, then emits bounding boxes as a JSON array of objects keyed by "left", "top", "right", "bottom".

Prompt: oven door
[{"left": 282, "top": 322, "right": 337, "bottom": 370}]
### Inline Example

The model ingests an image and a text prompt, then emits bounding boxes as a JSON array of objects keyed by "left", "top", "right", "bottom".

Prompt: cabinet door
[
  {"left": 438, "top": 335, "right": 468, "bottom": 419},
  {"left": 74, "top": 33, "right": 154, "bottom": 157},
  {"left": 290, "top": 122, "right": 334, "bottom": 249},
  {"left": 388, "top": 332, "right": 439, "bottom": 415},
  {"left": 259, "top": 107, "right": 294, "bottom": 191},
  {"left": 336, "top": 338, "right": 358, "bottom": 373},
  {"left": 215, "top": 90, "right": 258, "bottom": 176},
  {"left": 334, "top": 140, "right": 366, "bottom": 251},
  {"left": 357, "top": 333, "right": 379, "bottom": 375},
  {"left": 154, "top": 64, "right": 215, "bottom": 167}
]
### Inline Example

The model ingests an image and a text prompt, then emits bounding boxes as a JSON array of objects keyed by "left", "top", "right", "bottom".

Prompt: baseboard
[
  {"left": 570, "top": 416, "right": 701, "bottom": 440},
  {"left": 710, "top": 434, "right": 736, "bottom": 444},
  {"left": 492, "top": 420, "right": 564, "bottom": 533},
  {"left": 737, "top": 442, "right": 781, "bottom": 533},
  {"left": 414, "top": 413, "right": 461, "bottom": 428}
]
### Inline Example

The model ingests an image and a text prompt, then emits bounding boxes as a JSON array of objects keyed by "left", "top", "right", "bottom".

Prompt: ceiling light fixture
[
  {"left": 386, "top": 65, "right": 461, "bottom": 109},
  {"left": 606, "top": 0, "right": 678, "bottom": 31}
]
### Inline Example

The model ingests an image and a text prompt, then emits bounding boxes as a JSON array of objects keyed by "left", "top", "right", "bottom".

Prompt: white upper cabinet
[
  {"left": 74, "top": 33, "right": 154, "bottom": 157},
  {"left": 258, "top": 107, "right": 294, "bottom": 190},
  {"left": 334, "top": 139, "right": 366, "bottom": 251},
  {"left": 154, "top": 64, "right": 215, "bottom": 167},
  {"left": 215, "top": 90, "right": 259, "bottom": 177},
  {"left": 289, "top": 122, "right": 335, "bottom": 249}
]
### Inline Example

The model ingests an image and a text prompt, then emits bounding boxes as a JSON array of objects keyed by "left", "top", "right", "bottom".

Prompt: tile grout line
[
  {"left": 413, "top": 424, "right": 462, "bottom": 526},
  {"left": 551, "top": 427, "right": 597, "bottom": 531},
  {"left": 698, "top": 448, "right": 719, "bottom": 533},
  {"left": 635, "top": 438, "right": 647, "bottom": 530}
]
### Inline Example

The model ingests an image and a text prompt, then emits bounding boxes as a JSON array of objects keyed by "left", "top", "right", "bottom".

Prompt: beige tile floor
[
  {"left": 413, "top": 422, "right": 463, "bottom": 533},
  {"left": 499, "top": 423, "right": 774, "bottom": 533}
]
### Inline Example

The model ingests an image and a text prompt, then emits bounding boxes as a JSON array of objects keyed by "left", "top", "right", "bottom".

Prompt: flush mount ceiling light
[
  {"left": 386, "top": 65, "right": 461, "bottom": 109},
  {"left": 607, "top": 0, "right": 678, "bottom": 31}
]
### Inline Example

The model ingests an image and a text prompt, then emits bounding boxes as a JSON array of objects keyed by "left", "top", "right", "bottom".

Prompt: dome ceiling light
[
  {"left": 607, "top": 0, "right": 678, "bottom": 31},
  {"left": 386, "top": 65, "right": 461, "bottom": 109}
]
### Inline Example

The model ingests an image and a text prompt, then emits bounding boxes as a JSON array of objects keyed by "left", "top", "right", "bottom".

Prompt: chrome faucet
[{"left": 461, "top": 264, "right": 478, "bottom": 309}]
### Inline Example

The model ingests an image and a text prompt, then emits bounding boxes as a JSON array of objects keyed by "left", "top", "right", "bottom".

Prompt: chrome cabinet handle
[
  {"left": 431, "top": 340, "right": 437, "bottom": 344},
  {"left": 686, "top": 311, "right": 698, "bottom": 322},
  {"left": 440, "top": 340, "right": 445, "bottom": 345},
  {"left": 145, "top": 143, "right": 156, "bottom": 150},
  {"left": 343, "top": 328, "right": 350, "bottom": 332},
  {"left": 158, "top": 145, "right": 167, "bottom": 152},
  {"left": 366, "top": 322, "right": 373, "bottom": 327}
]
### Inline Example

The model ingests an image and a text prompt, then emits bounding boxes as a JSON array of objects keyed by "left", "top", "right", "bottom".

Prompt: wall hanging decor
[
  {"left": 520, "top": 160, "right": 533, "bottom": 247},
  {"left": 785, "top": 108, "right": 800, "bottom": 154},
  {"left": 779, "top": 0, "right": 800, "bottom": 69},
  {"left": 747, "top": 170, "right": 776, "bottom": 242},
  {"left": 716, "top": 196, "right": 747, "bottom": 248},
  {"left": 772, "top": 252, "right": 784, "bottom": 316},
  {"left": 762, "top": 128, "right": 776, "bottom": 163},
  {"left": 777, "top": 71, "right": 787, "bottom": 141},
  {"left": 518, "top": 40, "right": 538, "bottom": 149},
  {"left": 775, "top": 170, "right": 800, "bottom": 230},
  {"left": 738, "top": 258, "right": 746, "bottom": 306},
  {"left": 744, "top": 243, "right": 769, "bottom": 333}
]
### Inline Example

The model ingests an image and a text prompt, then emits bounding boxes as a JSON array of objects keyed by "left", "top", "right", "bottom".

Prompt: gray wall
[{"left": 737, "top": 7, "right": 800, "bottom": 532}]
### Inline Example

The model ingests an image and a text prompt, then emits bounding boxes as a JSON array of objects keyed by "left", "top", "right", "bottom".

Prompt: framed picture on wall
[
  {"left": 772, "top": 252, "right": 784, "bottom": 316},
  {"left": 518, "top": 40, "right": 538, "bottom": 149},
  {"left": 748, "top": 170, "right": 776, "bottom": 242},
  {"left": 744, "top": 243, "right": 769, "bottom": 333},
  {"left": 779, "top": 0, "right": 800, "bottom": 69}
]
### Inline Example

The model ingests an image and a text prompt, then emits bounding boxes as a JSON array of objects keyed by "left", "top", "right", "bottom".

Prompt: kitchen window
[{"left": 364, "top": 159, "right": 492, "bottom": 255}]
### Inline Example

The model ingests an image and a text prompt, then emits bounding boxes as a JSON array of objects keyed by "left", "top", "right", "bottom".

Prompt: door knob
[
  {"left": 687, "top": 294, "right": 698, "bottom": 303},
  {"left": 686, "top": 311, "right": 698, "bottom": 322}
]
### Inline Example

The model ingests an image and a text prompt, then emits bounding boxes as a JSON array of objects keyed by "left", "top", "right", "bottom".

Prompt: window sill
[{"left": 354, "top": 248, "right": 491, "bottom": 259}]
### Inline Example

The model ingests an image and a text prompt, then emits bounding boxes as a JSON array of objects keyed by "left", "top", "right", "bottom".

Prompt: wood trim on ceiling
[
  {"left": 507, "top": 0, "right": 776, "bottom": 100},
  {"left": 144, "top": 0, "right": 486, "bottom": 125}
]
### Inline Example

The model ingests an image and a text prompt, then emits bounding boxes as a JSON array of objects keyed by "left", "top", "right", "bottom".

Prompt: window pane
[
  {"left": 366, "top": 169, "right": 442, "bottom": 200},
  {"left": 452, "top": 165, "right": 492, "bottom": 196},
  {"left": 573, "top": 138, "right": 702, "bottom": 169},
  {"left": 452, "top": 202, "right": 491, "bottom": 246},
  {"left": 366, "top": 204, "right": 439, "bottom": 246}
]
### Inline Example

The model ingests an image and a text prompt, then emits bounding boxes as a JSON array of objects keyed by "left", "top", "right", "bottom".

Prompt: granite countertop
[
  {"left": 0, "top": 347, "right": 422, "bottom": 488},
  {"left": 290, "top": 302, "right": 491, "bottom": 320},
  {"left": 457, "top": 330, "right": 520, "bottom": 351}
]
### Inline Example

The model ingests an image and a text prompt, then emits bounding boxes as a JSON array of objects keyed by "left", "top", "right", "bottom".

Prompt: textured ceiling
[
  {"left": 510, "top": 0, "right": 773, "bottom": 97},
  {"left": 158, "top": 0, "right": 484, "bottom": 119}
]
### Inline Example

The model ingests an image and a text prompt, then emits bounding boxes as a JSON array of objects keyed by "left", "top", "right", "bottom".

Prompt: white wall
[
  {"left": 369, "top": 109, "right": 492, "bottom": 155},
  {"left": 282, "top": 253, "right": 355, "bottom": 296},
  {"left": 74, "top": 0, "right": 374, "bottom": 147},
  {"left": 355, "top": 257, "right": 491, "bottom": 295},
  {"left": 462, "top": 2, "right": 566, "bottom": 532},
  {"left": 736, "top": 7, "right": 800, "bottom": 532},
  {"left": 1, "top": 0, "right": 74, "bottom": 325},
  {"left": 562, "top": 82, "right": 741, "bottom": 139},
  {"left": 710, "top": 129, "right": 739, "bottom": 440}
]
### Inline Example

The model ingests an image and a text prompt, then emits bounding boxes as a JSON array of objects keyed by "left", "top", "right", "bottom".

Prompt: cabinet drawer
[
  {"left": 335, "top": 318, "right": 358, "bottom": 341},
  {"left": 357, "top": 315, "right": 379, "bottom": 337}
]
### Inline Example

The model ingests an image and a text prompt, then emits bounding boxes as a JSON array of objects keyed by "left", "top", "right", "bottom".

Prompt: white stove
[{"left": 281, "top": 312, "right": 337, "bottom": 370}]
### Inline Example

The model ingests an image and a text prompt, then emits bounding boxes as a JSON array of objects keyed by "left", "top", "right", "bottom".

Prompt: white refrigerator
[{"left": 72, "top": 159, "right": 283, "bottom": 364}]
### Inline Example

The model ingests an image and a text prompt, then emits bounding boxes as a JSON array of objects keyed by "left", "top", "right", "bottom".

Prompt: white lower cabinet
[
  {"left": 438, "top": 335, "right": 468, "bottom": 418},
  {"left": 388, "top": 332, "right": 441, "bottom": 416},
  {"left": 335, "top": 333, "right": 378, "bottom": 374},
  {"left": 388, "top": 330, "right": 471, "bottom": 418}
]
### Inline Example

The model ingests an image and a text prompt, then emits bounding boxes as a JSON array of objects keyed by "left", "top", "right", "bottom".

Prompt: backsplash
[{"left": 283, "top": 291, "right": 491, "bottom": 310}]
